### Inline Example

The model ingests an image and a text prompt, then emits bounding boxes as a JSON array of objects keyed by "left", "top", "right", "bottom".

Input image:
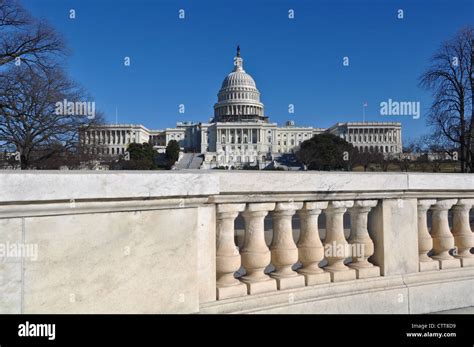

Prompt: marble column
[
  {"left": 431, "top": 199, "right": 461, "bottom": 269},
  {"left": 452, "top": 199, "right": 474, "bottom": 267},
  {"left": 216, "top": 203, "right": 247, "bottom": 299},
  {"left": 417, "top": 199, "right": 439, "bottom": 271},
  {"left": 297, "top": 201, "right": 331, "bottom": 285},
  {"left": 269, "top": 202, "right": 305, "bottom": 289},
  {"left": 348, "top": 200, "right": 380, "bottom": 278},
  {"left": 323, "top": 201, "right": 356, "bottom": 281},
  {"left": 240, "top": 203, "right": 277, "bottom": 294}
]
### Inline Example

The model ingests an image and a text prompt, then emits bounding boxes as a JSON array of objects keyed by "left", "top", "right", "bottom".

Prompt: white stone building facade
[
  {"left": 327, "top": 122, "right": 402, "bottom": 154},
  {"left": 81, "top": 47, "right": 402, "bottom": 168}
]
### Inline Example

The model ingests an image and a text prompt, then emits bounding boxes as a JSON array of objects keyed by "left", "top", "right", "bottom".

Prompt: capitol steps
[{"left": 174, "top": 153, "right": 203, "bottom": 170}]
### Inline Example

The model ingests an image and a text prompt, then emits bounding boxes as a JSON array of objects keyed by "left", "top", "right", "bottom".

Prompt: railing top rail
[
  {"left": 210, "top": 172, "right": 473, "bottom": 194},
  {"left": 0, "top": 172, "right": 219, "bottom": 203},
  {"left": 0, "top": 171, "right": 472, "bottom": 204}
]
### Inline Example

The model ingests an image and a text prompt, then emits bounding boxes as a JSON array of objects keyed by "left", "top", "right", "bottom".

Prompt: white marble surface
[
  {"left": 197, "top": 205, "right": 216, "bottom": 304},
  {"left": 0, "top": 171, "right": 219, "bottom": 203},
  {"left": 369, "top": 198, "right": 419, "bottom": 276},
  {"left": 407, "top": 173, "right": 474, "bottom": 190},
  {"left": 214, "top": 171, "right": 409, "bottom": 193},
  {"left": 213, "top": 171, "right": 474, "bottom": 194},
  {"left": 1, "top": 170, "right": 473, "bottom": 314},
  {"left": 0, "top": 218, "right": 22, "bottom": 313},
  {"left": 200, "top": 268, "right": 474, "bottom": 314},
  {"left": 20, "top": 208, "right": 200, "bottom": 313},
  {"left": 1, "top": 171, "right": 473, "bottom": 204}
]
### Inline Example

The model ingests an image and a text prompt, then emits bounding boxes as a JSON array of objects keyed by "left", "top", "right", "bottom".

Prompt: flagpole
[
  {"left": 363, "top": 104, "right": 365, "bottom": 122},
  {"left": 115, "top": 106, "right": 118, "bottom": 125}
]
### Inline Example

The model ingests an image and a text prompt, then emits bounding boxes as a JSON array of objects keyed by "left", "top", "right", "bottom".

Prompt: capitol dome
[
  {"left": 221, "top": 70, "right": 257, "bottom": 89},
  {"left": 213, "top": 46, "right": 266, "bottom": 123}
]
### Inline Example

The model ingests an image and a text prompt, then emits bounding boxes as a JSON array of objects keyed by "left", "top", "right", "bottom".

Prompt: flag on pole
[{"left": 362, "top": 102, "right": 367, "bottom": 122}]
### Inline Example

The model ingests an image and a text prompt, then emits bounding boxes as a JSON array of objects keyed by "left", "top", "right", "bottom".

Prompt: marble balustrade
[
  {"left": 417, "top": 199, "right": 474, "bottom": 271},
  {"left": 215, "top": 199, "right": 382, "bottom": 299},
  {"left": 217, "top": 196, "right": 474, "bottom": 300},
  {"left": 1, "top": 171, "right": 473, "bottom": 313}
]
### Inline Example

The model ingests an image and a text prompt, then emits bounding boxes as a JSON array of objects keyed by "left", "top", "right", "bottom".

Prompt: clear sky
[{"left": 22, "top": 0, "right": 473, "bottom": 143}]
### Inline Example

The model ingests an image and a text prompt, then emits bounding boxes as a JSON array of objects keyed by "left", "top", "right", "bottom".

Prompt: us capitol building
[{"left": 81, "top": 47, "right": 402, "bottom": 169}]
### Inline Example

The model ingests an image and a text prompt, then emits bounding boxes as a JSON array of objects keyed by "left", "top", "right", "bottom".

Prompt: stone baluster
[
  {"left": 297, "top": 202, "right": 331, "bottom": 285},
  {"left": 417, "top": 199, "right": 439, "bottom": 271},
  {"left": 452, "top": 199, "right": 474, "bottom": 267},
  {"left": 431, "top": 199, "right": 460, "bottom": 269},
  {"left": 240, "top": 203, "right": 277, "bottom": 294},
  {"left": 323, "top": 201, "right": 356, "bottom": 281},
  {"left": 269, "top": 201, "right": 305, "bottom": 289},
  {"left": 348, "top": 200, "right": 380, "bottom": 278},
  {"left": 216, "top": 203, "right": 247, "bottom": 300}
]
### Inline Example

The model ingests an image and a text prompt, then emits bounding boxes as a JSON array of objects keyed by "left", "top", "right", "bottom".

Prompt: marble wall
[{"left": 0, "top": 171, "right": 473, "bottom": 314}]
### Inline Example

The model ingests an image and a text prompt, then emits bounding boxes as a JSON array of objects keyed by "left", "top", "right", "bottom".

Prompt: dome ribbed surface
[{"left": 221, "top": 70, "right": 257, "bottom": 89}]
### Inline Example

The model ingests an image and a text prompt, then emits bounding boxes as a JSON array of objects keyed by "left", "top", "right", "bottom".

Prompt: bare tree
[
  {"left": 419, "top": 27, "right": 473, "bottom": 172},
  {"left": 0, "top": 66, "right": 103, "bottom": 169},
  {"left": 0, "top": 0, "right": 65, "bottom": 71},
  {"left": 415, "top": 154, "right": 431, "bottom": 172},
  {"left": 393, "top": 155, "right": 411, "bottom": 172},
  {"left": 0, "top": 1, "right": 105, "bottom": 169},
  {"left": 372, "top": 152, "right": 390, "bottom": 172},
  {"left": 353, "top": 151, "right": 373, "bottom": 172}
]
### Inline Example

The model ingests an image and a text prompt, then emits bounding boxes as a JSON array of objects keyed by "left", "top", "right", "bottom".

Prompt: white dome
[
  {"left": 221, "top": 70, "right": 257, "bottom": 89},
  {"left": 213, "top": 46, "right": 266, "bottom": 123}
]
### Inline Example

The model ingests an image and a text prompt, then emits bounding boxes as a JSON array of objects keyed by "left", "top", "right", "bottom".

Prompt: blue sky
[{"left": 22, "top": 0, "right": 473, "bottom": 143}]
